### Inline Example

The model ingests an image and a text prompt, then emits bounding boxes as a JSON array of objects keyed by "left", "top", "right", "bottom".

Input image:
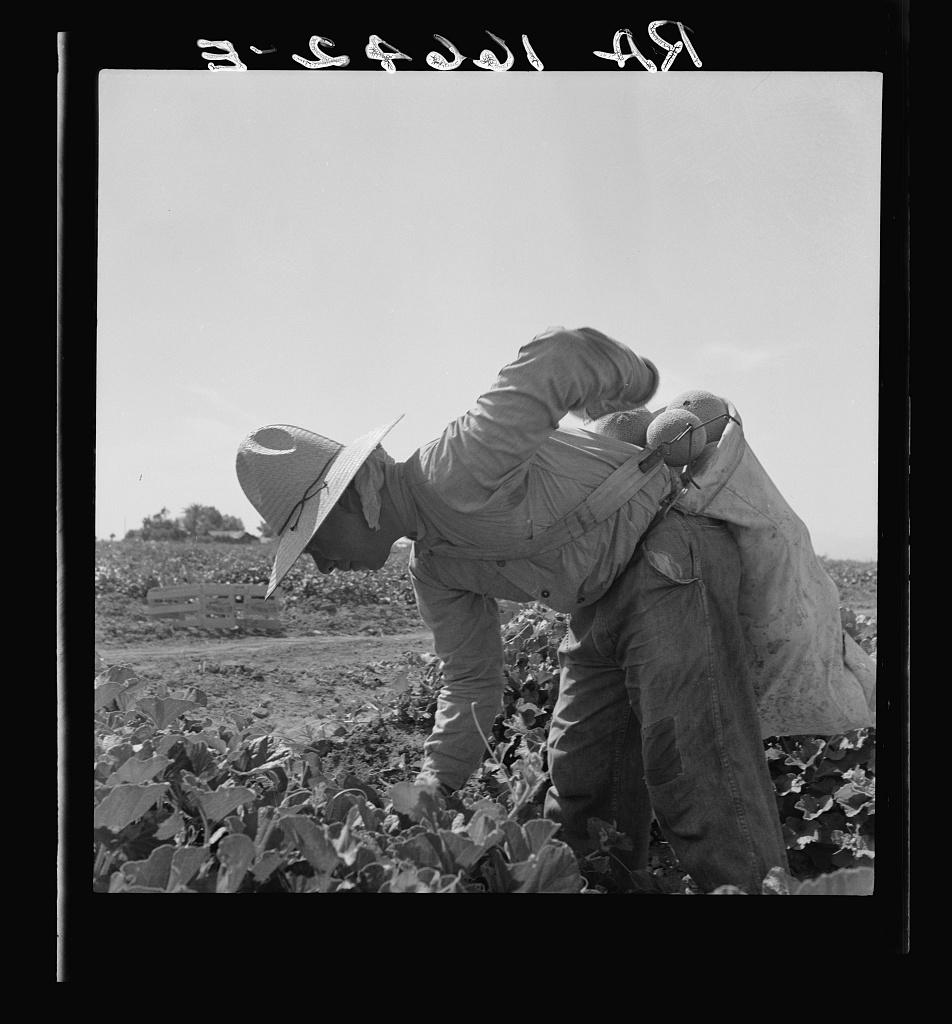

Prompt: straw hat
[{"left": 236, "top": 415, "right": 403, "bottom": 598}]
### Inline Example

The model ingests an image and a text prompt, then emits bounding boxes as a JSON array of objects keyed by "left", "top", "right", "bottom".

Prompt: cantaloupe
[
  {"left": 646, "top": 409, "right": 708, "bottom": 466},
  {"left": 667, "top": 390, "right": 730, "bottom": 443},
  {"left": 591, "top": 407, "right": 655, "bottom": 446}
]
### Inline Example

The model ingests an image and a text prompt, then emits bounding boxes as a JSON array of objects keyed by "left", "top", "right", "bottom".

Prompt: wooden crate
[{"left": 145, "top": 584, "right": 283, "bottom": 631}]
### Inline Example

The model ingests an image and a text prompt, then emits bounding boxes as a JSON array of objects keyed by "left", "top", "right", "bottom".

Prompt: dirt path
[
  {"left": 99, "top": 630, "right": 435, "bottom": 662},
  {"left": 97, "top": 630, "right": 439, "bottom": 738}
]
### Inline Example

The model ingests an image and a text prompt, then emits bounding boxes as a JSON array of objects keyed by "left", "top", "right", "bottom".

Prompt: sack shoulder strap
[{"left": 406, "top": 447, "right": 667, "bottom": 561}]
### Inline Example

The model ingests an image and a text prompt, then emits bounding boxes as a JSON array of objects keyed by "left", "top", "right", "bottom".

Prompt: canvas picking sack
[{"left": 672, "top": 403, "right": 877, "bottom": 738}]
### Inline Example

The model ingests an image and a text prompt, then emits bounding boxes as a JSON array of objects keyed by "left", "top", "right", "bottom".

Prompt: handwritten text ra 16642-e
[{"left": 199, "top": 25, "right": 702, "bottom": 75}]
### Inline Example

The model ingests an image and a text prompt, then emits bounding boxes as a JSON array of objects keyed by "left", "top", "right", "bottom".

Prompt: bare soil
[
  {"left": 94, "top": 558, "right": 875, "bottom": 759},
  {"left": 96, "top": 627, "right": 438, "bottom": 739}
]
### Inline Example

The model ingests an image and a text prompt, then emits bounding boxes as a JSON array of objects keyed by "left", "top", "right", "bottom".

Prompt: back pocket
[{"left": 644, "top": 546, "right": 698, "bottom": 584}]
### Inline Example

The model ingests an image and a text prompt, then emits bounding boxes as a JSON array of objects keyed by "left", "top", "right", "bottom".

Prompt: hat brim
[{"left": 266, "top": 415, "right": 403, "bottom": 598}]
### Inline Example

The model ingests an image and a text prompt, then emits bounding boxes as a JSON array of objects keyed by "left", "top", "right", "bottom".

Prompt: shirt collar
[{"left": 382, "top": 459, "right": 427, "bottom": 543}]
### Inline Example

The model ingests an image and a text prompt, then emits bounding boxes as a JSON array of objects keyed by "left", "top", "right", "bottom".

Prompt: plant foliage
[{"left": 94, "top": 596, "right": 877, "bottom": 894}]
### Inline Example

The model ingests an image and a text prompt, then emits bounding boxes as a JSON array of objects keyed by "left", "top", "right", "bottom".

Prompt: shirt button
[
  {"left": 496, "top": 560, "right": 506, "bottom": 567},
  {"left": 541, "top": 590, "right": 550, "bottom": 598},
  {"left": 577, "top": 597, "right": 585, "bottom": 604}
]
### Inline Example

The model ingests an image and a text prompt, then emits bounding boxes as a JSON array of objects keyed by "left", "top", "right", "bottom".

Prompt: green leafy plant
[
  {"left": 94, "top": 550, "right": 878, "bottom": 894},
  {"left": 764, "top": 729, "right": 875, "bottom": 878},
  {"left": 94, "top": 663, "right": 586, "bottom": 893}
]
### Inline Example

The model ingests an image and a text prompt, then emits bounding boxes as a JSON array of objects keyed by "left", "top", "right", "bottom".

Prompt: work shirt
[{"left": 380, "top": 327, "right": 669, "bottom": 792}]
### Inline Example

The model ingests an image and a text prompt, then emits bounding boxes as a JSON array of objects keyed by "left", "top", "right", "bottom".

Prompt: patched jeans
[{"left": 544, "top": 509, "right": 789, "bottom": 894}]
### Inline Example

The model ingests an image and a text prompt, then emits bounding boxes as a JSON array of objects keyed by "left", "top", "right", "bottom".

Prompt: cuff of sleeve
[{"left": 639, "top": 358, "right": 661, "bottom": 406}]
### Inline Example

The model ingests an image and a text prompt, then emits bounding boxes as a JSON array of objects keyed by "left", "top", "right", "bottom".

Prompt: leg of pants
[
  {"left": 545, "top": 510, "right": 789, "bottom": 893},
  {"left": 542, "top": 649, "right": 655, "bottom": 870}
]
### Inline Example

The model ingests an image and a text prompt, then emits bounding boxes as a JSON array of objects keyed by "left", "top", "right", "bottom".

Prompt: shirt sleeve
[
  {"left": 410, "top": 555, "right": 506, "bottom": 792},
  {"left": 419, "top": 326, "right": 659, "bottom": 512}
]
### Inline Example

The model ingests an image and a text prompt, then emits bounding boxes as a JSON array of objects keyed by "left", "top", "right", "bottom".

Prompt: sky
[{"left": 96, "top": 69, "right": 882, "bottom": 559}]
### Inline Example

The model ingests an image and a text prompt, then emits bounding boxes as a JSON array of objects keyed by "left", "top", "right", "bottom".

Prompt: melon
[
  {"left": 646, "top": 409, "right": 708, "bottom": 467},
  {"left": 667, "top": 390, "right": 730, "bottom": 443},
  {"left": 591, "top": 407, "right": 655, "bottom": 446}
]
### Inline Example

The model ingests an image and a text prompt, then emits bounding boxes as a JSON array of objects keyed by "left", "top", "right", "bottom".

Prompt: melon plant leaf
[
  {"left": 357, "top": 861, "right": 388, "bottom": 893},
  {"left": 278, "top": 815, "right": 341, "bottom": 874},
  {"left": 105, "top": 755, "right": 170, "bottom": 786},
  {"left": 796, "top": 793, "right": 835, "bottom": 821},
  {"left": 506, "top": 842, "right": 586, "bottom": 894},
  {"left": 783, "top": 737, "right": 827, "bottom": 771},
  {"left": 815, "top": 745, "right": 871, "bottom": 777},
  {"left": 774, "top": 772, "right": 803, "bottom": 796},
  {"left": 194, "top": 786, "right": 257, "bottom": 823},
  {"left": 500, "top": 820, "right": 531, "bottom": 863},
  {"left": 167, "top": 847, "right": 211, "bottom": 890},
  {"left": 793, "top": 866, "right": 874, "bottom": 895},
  {"left": 389, "top": 782, "right": 441, "bottom": 823},
  {"left": 382, "top": 866, "right": 431, "bottom": 892},
  {"left": 834, "top": 785, "right": 874, "bottom": 817},
  {"left": 380, "top": 866, "right": 460, "bottom": 893},
  {"left": 411, "top": 868, "right": 460, "bottom": 893},
  {"left": 241, "top": 735, "right": 274, "bottom": 771},
  {"left": 116, "top": 688, "right": 143, "bottom": 712},
  {"left": 136, "top": 696, "right": 198, "bottom": 731},
  {"left": 388, "top": 669, "right": 410, "bottom": 694},
  {"left": 323, "top": 789, "right": 363, "bottom": 824},
  {"left": 155, "top": 733, "right": 187, "bottom": 756},
  {"left": 438, "top": 828, "right": 502, "bottom": 870},
  {"left": 95, "top": 680, "right": 124, "bottom": 711},
  {"left": 353, "top": 796, "right": 386, "bottom": 833},
  {"left": 113, "top": 845, "right": 209, "bottom": 892},
  {"left": 509, "top": 756, "right": 547, "bottom": 805},
  {"left": 216, "top": 833, "right": 256, "bottom": 893},
  {"left": 155, "top": 811, "right": 186, "bottom": 840},
  {"left": 327, "top": 816, "right": 363, "bottom": 867},
  {"left": 94, "top": 783, "right": 169, "bottom": 832},
  {"left": 783, "top": 818, "right": 821, "bottom": 849},
  {"left": 251, "top": 850, "right": 284, "bottom": 883},
  {"left": 197, "top": 730, "right": 229, "bottom": 755},
  {"left": 586, "top": 817, "right": 634, "bottom": 852},
  {"left": 466, "top": 803, "right": 508, "bottom": 845},
  {"left": 760, "top": 866, "right": 793, "bottom": 895},
  {"left": 96, "top": 665, "right": 140, "bottom": 688},
  {"left": 183, "top": 738, "right": 217, "bottom": 776},
  {"left": 115, "top": 844, "right": 176, "bottom": 889},
  {"left": 523, "top": 817, "right": 561, "bottom": 853},
  {"left": 393, "top": 833, "right": 445, "bottom": 871},
  {"left": 341, "top": 773, "right": 384, "bottom": 808}
]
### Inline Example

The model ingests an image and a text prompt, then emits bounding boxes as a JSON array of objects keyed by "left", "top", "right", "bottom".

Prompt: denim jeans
[{"left": 543, "top": 509, "right": 789, "bottom": 893}]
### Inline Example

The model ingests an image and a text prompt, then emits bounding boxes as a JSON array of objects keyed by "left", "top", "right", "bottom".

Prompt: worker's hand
[
  {"left": 415, "top": 771, "right": 455, "bottom": 799},
  {"left": 575, "top": 358, "right": 660, "bottom": 423}
]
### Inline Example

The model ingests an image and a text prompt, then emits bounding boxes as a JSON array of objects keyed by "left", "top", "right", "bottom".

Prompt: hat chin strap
[{"left": 277, "top": 479, "right": 328, "bottom": 536}]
